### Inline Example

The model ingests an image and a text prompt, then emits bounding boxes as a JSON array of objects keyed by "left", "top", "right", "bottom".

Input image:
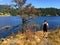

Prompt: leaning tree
[
  {"left": 12, "top": 0, "right": 40, "bottom": 32},
  {"left": 13, "top": 0, "right": 27, "bottom": 15}
]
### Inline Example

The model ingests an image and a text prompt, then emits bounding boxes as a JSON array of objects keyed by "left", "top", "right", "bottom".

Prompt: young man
[
  {"left": 42, "top": 20, "right": 49, "bottom": 38},
  {"left": 42, "top": 20, "right": 49, "bottom": 32}
]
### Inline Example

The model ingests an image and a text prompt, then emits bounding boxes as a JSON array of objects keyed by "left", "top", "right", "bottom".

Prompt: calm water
[
  {"left": 0, "top": 16, "right": 22, "bottom": 28},
  {"left": 0, "top": 16, "right": 60, "bottom": 38},
  {"left": 0, "top": 16, "right": 22, "bottom": 38},
  {"left": 36, "top": 16, "right": 60, "bottom": 29}
]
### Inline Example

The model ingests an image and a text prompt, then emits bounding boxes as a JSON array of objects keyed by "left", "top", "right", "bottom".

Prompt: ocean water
[{"left": 0, "top": 16, "right": 60, "bottom": 38}]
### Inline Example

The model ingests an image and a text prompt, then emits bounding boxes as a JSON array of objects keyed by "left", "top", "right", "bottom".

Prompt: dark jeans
[{"left": 43, "top": 28, "right": 47, "bottom": 32}]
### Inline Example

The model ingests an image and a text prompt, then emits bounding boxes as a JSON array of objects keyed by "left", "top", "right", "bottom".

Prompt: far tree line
[{"left": 0, "top": 5, "right": 60, "bottom": 16}]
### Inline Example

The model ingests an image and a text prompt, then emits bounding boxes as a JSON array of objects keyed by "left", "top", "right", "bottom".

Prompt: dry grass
[
  {"left": 48, "top": 29, "right": 60, "bottom": 45},
  {"left": 0, "top": 29, "right": 60, "bottom": 45}
]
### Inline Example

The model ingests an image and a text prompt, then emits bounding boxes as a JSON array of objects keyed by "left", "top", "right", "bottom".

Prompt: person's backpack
[{"left": 43, "top": 23, "right": 47, "bottom": 29}]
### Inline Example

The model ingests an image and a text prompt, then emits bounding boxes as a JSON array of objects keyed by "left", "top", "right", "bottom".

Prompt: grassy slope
[{"left": 0, "top": 29, "right": 60, "bottom": 45}]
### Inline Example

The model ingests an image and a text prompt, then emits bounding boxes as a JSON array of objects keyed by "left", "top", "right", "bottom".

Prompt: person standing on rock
[{"left": 42, "top": 20, "right": 49, "bottom": 32}]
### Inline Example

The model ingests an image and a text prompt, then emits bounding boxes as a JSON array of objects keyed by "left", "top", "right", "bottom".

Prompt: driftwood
[{"left": 0, "top": 26, "right": 11, "bottom": 30}]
